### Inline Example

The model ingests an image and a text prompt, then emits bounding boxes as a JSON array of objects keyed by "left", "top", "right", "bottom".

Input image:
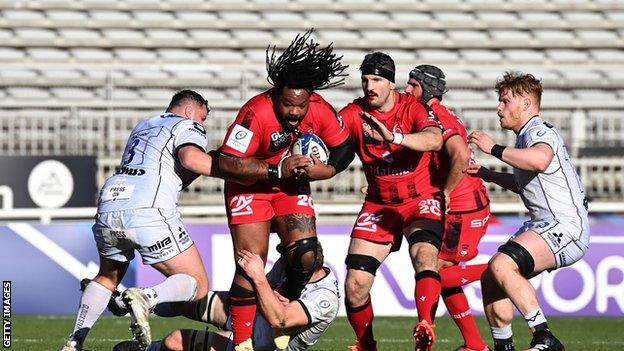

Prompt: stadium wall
[{"left": 1, "top": 216, "right": 622, "bottom": 317}]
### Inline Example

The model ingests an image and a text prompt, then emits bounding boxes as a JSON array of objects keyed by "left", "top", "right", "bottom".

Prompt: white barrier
[{"left": 0, "top": 201, "right": 622, "bottom": 224}]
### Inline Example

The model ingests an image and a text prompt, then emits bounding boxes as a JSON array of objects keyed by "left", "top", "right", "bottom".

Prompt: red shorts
[
  {"left": 438, "top": 204, "right": 490, "bottom": 262},
  {"left": 225, "top": 190, "right": 316, "bottom": 225},
  {"left": 351, "top": 193, "right": 443, "bottom": 252}
]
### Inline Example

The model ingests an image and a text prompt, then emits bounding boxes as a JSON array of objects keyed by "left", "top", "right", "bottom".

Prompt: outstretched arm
[
  {"left": 467, "top": 130, "right": 554, "bottom": 172},
  {"left": 467, "top": 163, "right": 519, "bottom": 193},
  {"left": 362, "top": 112, "right": 442, "bottom": 151},
  {"left": 213, "top": 152, "right": 312, "bottom": 184}
]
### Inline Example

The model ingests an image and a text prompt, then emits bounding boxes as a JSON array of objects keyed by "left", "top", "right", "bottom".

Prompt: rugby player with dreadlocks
[
  {"left": 338, "top": 52, "right": 444, "bottom": 351},
  {"left": 215, "top": 29, "right": 353, "bottom": 351},
  {"left": 406, "top": 65, "right": 491, "bottom": 351}
]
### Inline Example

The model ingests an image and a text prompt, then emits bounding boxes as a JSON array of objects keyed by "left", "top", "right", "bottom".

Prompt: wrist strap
[
  {"left": 391, "top": 132, "right": 404, "bottom": 145},
  {"left": 267, "top": 164, "right": 280, "bottom": 180},
  {"left": 491, "top": 144, "right": 506, "bottom": 160}
]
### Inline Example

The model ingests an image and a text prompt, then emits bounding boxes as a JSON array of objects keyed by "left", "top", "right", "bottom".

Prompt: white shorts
[
  {"left": 93, "top": 207, "right": 194, "bottom": 265},
  {"left": 514, "top": 218, "right": 589, "bottom": 269}
]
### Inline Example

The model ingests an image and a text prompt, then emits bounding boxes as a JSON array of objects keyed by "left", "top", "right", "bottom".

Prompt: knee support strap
[
  {"left": 345, "top": 254, "right": 381, "bottom": 276},
  {"left": 407, "top": 229, "right": 442, "bottom": 250},
  {"left": 278, "top": 237, "right": 321, "bottom": 300},
  {"left": 498, "top": 240, "right": 535, "bottom": 277}
]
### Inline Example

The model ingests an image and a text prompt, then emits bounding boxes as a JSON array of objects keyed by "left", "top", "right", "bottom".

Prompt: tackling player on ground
[
  {"left": 468, "top": 71, "right": 589, "bottom": 351},
  {"left": 113, "top": 242, "right": 339, "bottom": 351},
  {"left": 339, "top": 52, "right": 444, "bottom": 351},
  {"left": 61, "top": 90, "right": 215, "bottom": 351},
  {"left": 215, "top": 29, "right": 354, "bottom": 351},
  {"left": 405, "top": 65, "right": 491, "bottom": 351}
]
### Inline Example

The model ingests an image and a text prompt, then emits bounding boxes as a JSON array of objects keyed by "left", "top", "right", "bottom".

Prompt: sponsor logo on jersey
[
  {"left": 230, "top": 195, "right": 254, "bottom": 216},
  {"left": 115, "top": 166, "right": 146, "bottom": 176},
  {"left": 191, "top": 122, "right": 206, "bottom": 135},
  {"left": 336, "top": 114, "right": 344, "bottom": 128},
  {"left": 147, "top": 237, "right": 172, "bottom": 252},
  {"left": 269, "top": 131, "right": 291, "bottom": 152},
  {"left": 225, "top": 124, "right": 254, "bottom": 153},
  {"left": 469, "top": 213, "right": 490, "bottom": 228},
  {"left": 178, "top": 227, "right": 190, "bottom": 245},
  {"left": 368, "top": 164, "right": 415, "bottom": 176},
  {"left": 354, "top": 212, "right": 383, "bottom": 232},
  {"left": 381, "top": 151, "right": 394, "bottom": 163}
]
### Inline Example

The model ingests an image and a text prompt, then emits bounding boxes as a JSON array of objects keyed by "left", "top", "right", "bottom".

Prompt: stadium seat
[
  {"left": 46, "top": 10, "right": 89, "bottom": 22},
  {"left": 90, "top": 10, "right": 133, "bottom": 23},
  {"left": 460, "top": 49, "right": 503, "bottom": 63},
  {"left": 2, "top": 9, "right": 45, "bottom": 21},
  {"left": 51, "top": 88, "right": 96, "bottom": 100},
  {"left": 545, "top": 49, "right": 589, "bottom": 63},
  {"left": 71, "top": 48, "right": 115, "bottom": 62},
  {"left": 26, "top": 48, "right": 70, "bottom": 62},
  {"left": 133, "top": 10, "right": 177, "bottom": 23},
  {"left": 102, "top": 29, "right": 146, "bottom": 44},
  {"left": 174, "top": 10, "right": 219, "bottom": 24},
  {"left": 0, "top": 69, "right": 39, "bottom": 81},
  {"left": 502, "top": 49, "right": 546, "bottom": 63},
  {"left": 156, "top": 48, "right": 201, "bottom": 62},
  {"left": 114, "top": 48, "right": 158, "bottom": 62}
]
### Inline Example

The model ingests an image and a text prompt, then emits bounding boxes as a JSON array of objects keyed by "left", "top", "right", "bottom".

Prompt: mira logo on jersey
[
  {"left": 147, "top": 237, "right": 172, "bottom": 253},
  {"left": 115, "top": 166, "right": 145, "bottom": 176},
  {"left": 230, "top": 195, "right": 254, "bottom": 216}
]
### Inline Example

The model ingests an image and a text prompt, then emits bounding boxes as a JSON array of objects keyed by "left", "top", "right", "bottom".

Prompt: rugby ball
[{"left": 291, "top": 133, "right": 329, "bottom": 164}]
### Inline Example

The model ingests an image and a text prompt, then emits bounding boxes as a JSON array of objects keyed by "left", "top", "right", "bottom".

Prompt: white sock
[
  {"left": 524, "top": 308, "right": 547, "bottom": 328},
  {"left": 146, "top": 274, "right": 197, "bottom": 307},
  {"left": 70, "top": 281, "right": 112, "bottom": 343},
  {"left": 146, "top": 340, "right": 163, "bottom": 351},
  {"left": 491, "top": 324, "right": 513, "bottom": 340}
]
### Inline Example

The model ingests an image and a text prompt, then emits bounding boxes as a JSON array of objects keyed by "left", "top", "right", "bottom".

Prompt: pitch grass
[{"left": 11, "top": 315, "right": 624, "bottom": 350}]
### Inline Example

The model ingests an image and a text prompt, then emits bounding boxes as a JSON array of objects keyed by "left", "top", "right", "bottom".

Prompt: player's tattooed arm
[
  {"left": 212, "top": 152, "right": 265, "bottom": 184},
  {"left": 215, "top": 152, "right": 313, "bottom": 183}
]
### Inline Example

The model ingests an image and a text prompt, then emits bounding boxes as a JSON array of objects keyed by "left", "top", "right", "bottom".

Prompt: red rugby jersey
[
  {"left": 220, "top": 88, "right": 348, "bottom": 191},
  {"left": 340, "top": 91, "right": 443, "bottom": 204},
  {"left": 431, "top": 100, "right": 489, "bottom": 210}
]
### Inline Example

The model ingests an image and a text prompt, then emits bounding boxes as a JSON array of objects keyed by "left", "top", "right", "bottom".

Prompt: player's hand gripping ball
[{"left": 290, "top": 133, "right": 329, "bottom": 164}]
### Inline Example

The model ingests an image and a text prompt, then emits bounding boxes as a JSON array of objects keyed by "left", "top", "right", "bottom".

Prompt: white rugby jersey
[
  {"left": 251, "top": 260, "right": 340, "bottom": 351},
  {"left": 97, "top": 113, "right": 208, "bottom": 212},
  {"left": 513, "top": 116, "right": 588, "bottom": 227}
]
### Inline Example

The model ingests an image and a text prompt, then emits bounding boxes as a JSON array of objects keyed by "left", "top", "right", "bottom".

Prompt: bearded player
[
  {"left": 215, "top": 29, "right": 354, "bottom": 351},
  {"left": 339, "top": 52, "right": 444, "bottom": 351}
]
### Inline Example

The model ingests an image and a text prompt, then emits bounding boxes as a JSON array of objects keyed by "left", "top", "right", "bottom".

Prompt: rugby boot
[
  {"left": 234, "top": 337, "right": 254, "bottom": 351},
  {"left": 454, "top": 345, "right": 491, "bottom": 351},
  {"left": 526, "top": 330, "right": 564, "bottom": 351},
  {"left": 60, "top": 339, "right": 82, "bottom": 351},
  {"left": 122, "top": 288, "right": 152, "bottom": 349},
  {"left": 348, "top": 341, "right": 378, "bottom": 351},
  {"left": 112, "top": 340, "right": 143, "bottom": 351},
  {"left": 414, "top": 320, "right": 436, "bottom": 351},
  {"left": 80, "top": 278, "right": 128, "bottom": 316},
  {"left": 273, "top": 327, "right": 293, "bottom": 350}
]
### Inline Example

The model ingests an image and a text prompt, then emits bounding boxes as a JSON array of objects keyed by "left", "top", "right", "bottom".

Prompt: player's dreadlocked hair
[{"left": 266, "top": 29, "right": 348, "bottom": 91}]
